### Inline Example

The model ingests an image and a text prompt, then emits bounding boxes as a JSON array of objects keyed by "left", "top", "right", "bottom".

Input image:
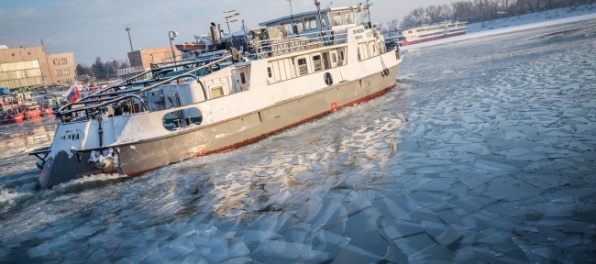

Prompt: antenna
[{"left": 365, "top": 0, "right": 373, "bottom": 28}]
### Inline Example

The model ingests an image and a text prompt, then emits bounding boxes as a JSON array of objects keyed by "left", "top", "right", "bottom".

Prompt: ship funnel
[{"left": 210, "top": 22, "right": 218, "bottom": 45}]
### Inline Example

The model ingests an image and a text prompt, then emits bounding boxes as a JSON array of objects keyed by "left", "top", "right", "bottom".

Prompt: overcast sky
[{"left": 0, "top": 0, "right": 453, "bottom": 65}]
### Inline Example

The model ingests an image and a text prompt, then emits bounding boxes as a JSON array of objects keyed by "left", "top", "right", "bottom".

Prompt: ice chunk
[
  {"left": 87, "top": 248, "right": 109, "bottom": 263},
  {"left": 227, "top": 238, "right": 250, "bottom": 258},
  {"left": 407, "top": 242, "right": 455, "bottom": 263},
  {"left": 477, "top": 228, "right": 513, "bottom": 246},
  {"left": 483, "top": 176, "right": 541, "bottom": 201},
  {"left": 333, "top": 244, "right": 383, "bottom": 264},
  {"left": 496, "top": 147, "right": 546, "bottom": 161},
  {"left": 254, "top": 240, "right": 314, "bottom": 261},
  {"left": 242, "top": 230, "right": 282, "bottom": 242},
  {"left": 28, "top": 241, "right": 51, "bottom": 258},
  {"left": 373, "top": 197, "right": 410, "bottom": 219},
  {"left": 415, "top": 178, "right": 456, "bottom": 192},
  {"left": 398, "top": 140, "right": 419, "bottom": 152},
  {"left": 380, "top": 218, "right": 424, "bottom": 240},
  {"left": 453, "top": 143, "right": 491, "bottom": 156},
  {"left": 159, "top": 245, "right": 193, "bottom": 260},
  {"left": 309, "top": 195, "right": 345, "bottom": 232},
  {"left": 392, "top": 232, "right": 435, "bottom": 258},
  {"left": 140, "top": 242, "right": 164, "bottom": 262},
  {"left": 180, "top": 255, "right": 208, "bottom": 264},
  {"left": 524, "top": 159, "right": 575, "bottom": 172},
  {"left": 473, "top": 159, "right": 516, "bottom": 173},
  {"left": 420, "top": 220, "right": 446, "bottom": 240},
  {"left": 204, "top": 238, "right": 229, "bottom": 263},
  {"left": 382, "top": 246, "right": 409, "bottom": 263}
]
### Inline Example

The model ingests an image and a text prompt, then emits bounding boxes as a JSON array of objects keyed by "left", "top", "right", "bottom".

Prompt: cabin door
[
  {"left": 232, "top": 66, "right": 250, "bottom": 93},
  {"left": 328, "top": 51, "right": 339, "bottom": 68},
  {"left": 322, "top": 52, "right": 331, "bottom": 70}
]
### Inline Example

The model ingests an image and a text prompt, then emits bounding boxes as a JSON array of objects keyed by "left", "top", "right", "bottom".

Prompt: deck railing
[{"left": 250, "top": 29, "right": 350, "bottom": 59}]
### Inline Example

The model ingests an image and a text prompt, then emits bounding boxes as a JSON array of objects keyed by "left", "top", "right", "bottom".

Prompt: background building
[
  {"left": 46, "top": 52, "right": 76, "bottom": 86},
  {"left": 0, "top": 45, "right": 76, "bottom": 91},
  {"left": 128, "top": 47, "right": 180, "bottom": 69}
]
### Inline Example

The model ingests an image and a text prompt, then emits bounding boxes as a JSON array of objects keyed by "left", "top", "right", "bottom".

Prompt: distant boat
[
  {"left": 401, "top": 21, "right": 468, "bottom": 46},
  {"left": 1, "top": 103, "right": 53, "bottom": 124},
  {"left": 383, "top": 30, "right": 404, "bottom": 49}
]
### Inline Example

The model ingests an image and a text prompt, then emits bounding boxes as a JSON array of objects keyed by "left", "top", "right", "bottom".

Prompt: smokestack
[{"left": 210, "top": 22, "right": 218, "bottom": 46}]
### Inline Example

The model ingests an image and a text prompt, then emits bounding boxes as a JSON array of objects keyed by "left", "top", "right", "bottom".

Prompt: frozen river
[{"left": 1, "top": 17, "right": 595, "bottom": 263}]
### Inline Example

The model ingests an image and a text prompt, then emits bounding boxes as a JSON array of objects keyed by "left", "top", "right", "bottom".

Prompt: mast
[
  {"left": 362, "top": 0, "right": 373, "bottom": 28},
  {"left": 314, "top": 0, "right": 326, "bottom": 40}
]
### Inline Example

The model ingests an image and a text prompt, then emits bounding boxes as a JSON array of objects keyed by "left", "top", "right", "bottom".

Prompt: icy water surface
[{"left": 1, "top": 19, "right": 595, "bottom": 263}]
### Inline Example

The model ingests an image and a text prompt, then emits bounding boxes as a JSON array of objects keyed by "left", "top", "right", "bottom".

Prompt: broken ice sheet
[
  {"left": 496, "top": 147, "right": 547, "bottom": 161},
  {"left": 420, "top": 220, "right": 471, "bottom": 247},
  {"left": 482, "top": 175, "right": 541, "bottom": 201},
  {"left": 380, "top": 217, "right": 424, "bottom": 240}
]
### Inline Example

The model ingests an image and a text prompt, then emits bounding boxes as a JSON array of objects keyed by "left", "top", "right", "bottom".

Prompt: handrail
[
  {"left": 138, "top": 55, "right": 231, "bottom": 94},
  {"left": 59, "top": 55, "right": 233, "bottom": 113},
  {"left": 58, "top": 94, "right": 148, "bottom": 119},
  {"left": 249, "top": 28, "right": 351, "bottom": 59},
  {"left": 55, "top": 55, "right": 232, "bottom": 121}
]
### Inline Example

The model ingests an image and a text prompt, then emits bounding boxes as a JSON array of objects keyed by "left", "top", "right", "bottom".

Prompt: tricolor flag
[{"left": 65, "top": 84, "right": 80, "bottom": 103}]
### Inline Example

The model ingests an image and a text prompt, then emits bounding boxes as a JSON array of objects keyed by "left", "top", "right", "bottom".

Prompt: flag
[{"left": 65, "top": 84, "right": 80, "bottom": 103}]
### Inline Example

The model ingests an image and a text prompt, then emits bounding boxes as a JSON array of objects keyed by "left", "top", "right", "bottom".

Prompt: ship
[
  {"left": 30, "top": 2, "right": 403, "bottom": 190},
  {"left": 401, "top": 21, "right": 468, "bottom": 46},
  {"left": 1, "top": 91, "right": 54, "bottom": 125}
]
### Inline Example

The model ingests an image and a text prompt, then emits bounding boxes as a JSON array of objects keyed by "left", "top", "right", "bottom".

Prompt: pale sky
[{"left": 0, "top": 0, "right": 453, "bottom": 65}]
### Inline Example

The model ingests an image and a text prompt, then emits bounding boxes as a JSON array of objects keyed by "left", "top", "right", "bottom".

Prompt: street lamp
[
  {"left": 168, "top": 30, "right": 178, "bottom": 65},
  {"left": 125, "top": 27, "right": 133, "bottom": 52},
  {"left": 224, "top": 10, "right": 240, "bottom": 46}
]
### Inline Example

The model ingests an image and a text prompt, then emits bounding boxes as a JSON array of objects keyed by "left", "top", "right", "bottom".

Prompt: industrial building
[
  {"left": 128, "top": 47, "right": 180, "bottom": 69},
  {"left": 0, "top": 45, "right": 76, "bottom": 91}
]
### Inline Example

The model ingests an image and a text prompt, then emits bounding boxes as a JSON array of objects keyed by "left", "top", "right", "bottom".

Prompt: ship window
[
  {"left": 339, "top": 50, "right": 345, "bottom": 65},
  {"left": 267, "top": 67, "right": 272, "bottom": 77},
  {"left": 305, "top": 17, "right": 317, "bottom": 31},
  {"left": 332, "top": 53, "right": 337, "bottom": 63},
  {"left": 330, "top": 12, "right": 342, "bottom": 26},
  {"left": 211, "top": 86, "right": 224, "bottom": 98},
  {"left": 162, "top": 107, "right": 203, "bottom": 131},
  {"left": 313, "top": 55, "right": 322, "bottom": 71},
  {"left": 240, "top": 72, "right": 246, "bottom": 84},
  {"left": 297, "top": 58, "right": 308, "bottom": 75},
  {"left": 342, "top": 12, "right": 354, "bottom": 24},
  {"left": 281, "top": 22, "right": 293, "bottom": 33}
]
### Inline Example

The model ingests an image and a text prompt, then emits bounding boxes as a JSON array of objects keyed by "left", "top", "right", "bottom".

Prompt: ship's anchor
[{"left": 89, "top": 148, "right": 118, "bottom": 170}]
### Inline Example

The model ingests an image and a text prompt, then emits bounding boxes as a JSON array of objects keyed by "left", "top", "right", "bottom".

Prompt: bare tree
[
  {"left": 399, "top": 0, "right": 596, "bottom": 30},
  {"left": 386, "top": 19, "right": 399, "bottom": 32}
]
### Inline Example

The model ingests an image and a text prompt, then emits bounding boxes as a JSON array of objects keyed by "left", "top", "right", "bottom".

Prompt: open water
[{"left": 0, "top": 17, "right": 595, "bottom": 263}]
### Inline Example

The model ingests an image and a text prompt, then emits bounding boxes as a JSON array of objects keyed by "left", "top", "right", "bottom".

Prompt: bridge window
[
  {"left": 305, "top": 17, "right": 317, "bottom": 31},
  {"left": 330, "top": 12, "right": 342, "bottom": 26},
  {"left": 343, "top": 12, "right": 354, "bottom": 24}
]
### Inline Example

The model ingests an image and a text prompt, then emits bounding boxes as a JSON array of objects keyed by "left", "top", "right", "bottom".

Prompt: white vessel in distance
[
  {"left": 401, "top": 21, "right": 468, "bottom": 46},
  {"left": 31, "top": 2, "right": 403, "bottom": 190}
]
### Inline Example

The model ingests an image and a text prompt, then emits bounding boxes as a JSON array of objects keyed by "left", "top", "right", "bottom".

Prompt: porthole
[{"left": 324, "top": 72, "right": 333, "bottom": 86}]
